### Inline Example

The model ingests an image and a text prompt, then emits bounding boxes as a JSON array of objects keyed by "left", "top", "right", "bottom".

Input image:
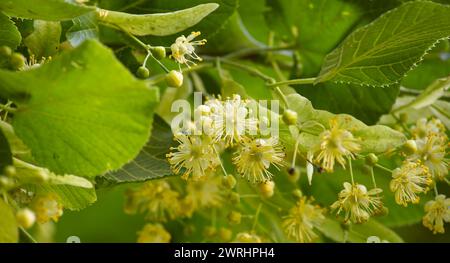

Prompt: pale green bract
[
  {"left": 97, "top": 3, "right": 219, "bottom": 36},
  {"left": 0, "top": 40, "right": 159, "bottom": 177},
  {"left": 316, "top": 1, "right": 450, "bottom": 86}
]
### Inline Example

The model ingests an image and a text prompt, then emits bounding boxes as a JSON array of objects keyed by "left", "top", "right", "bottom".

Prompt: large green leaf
[
  {"left": 0, "top": 199, "right": 18, "bottom": 243},
  {"left": 316, "top": 1, "right": 450, "bottom": 86},
  {"left": 31, "top": 184, "right": 97, "bottom": 211},
  {"left": 100, "top": 114, "right": 174, "bottom": 185},
  {"left": 97, "top": 3, "right": 219, "bottom": 36},
  {"left": 0, "top": 12, "right": 21, "bottom": 50},
  {"left": 66, "top": 12, "right": 99, "bottom": 47},
  {"left": 0, "top": 40, "right": 159, "bottom": 177},
  {"left": 0, "top": 0, "right": 93, "bottom": 21},
  {"left": 0, "top": 128, "right": 12, "bottom": 171},
  {"left": 286, "top": 93, "right": 406, "bottom": 154},
  {"left": 24, "top": 20, "right": 62, "bottom": 58}
]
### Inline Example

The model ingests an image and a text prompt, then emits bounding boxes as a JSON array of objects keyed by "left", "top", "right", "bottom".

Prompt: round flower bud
[
  {"left": 292, "top": 189, "right": 303, "bottom": 199},
  {"left": 228, "top": 192, "right": 240, "bottom": 205},
  {"left": 0, "top": 176, "right": 15, "bottom": 190},
  {"left": 222, "top": 174, "right": 237, "bottom": 189},
  {"left": 287, "top": 166, "right": 300, "bottom": 183},
  {"left": 0, "top": 46, "right": 12, "bottom": 57},
  {"left": 219, "top": 228, "right": 232, "bottom": 242},
  {"left": 9, "top": 53, "right": 26, "bottom": 70},
  {"left": 259, "top": 181, "right": 275, "bottom": 198},
  {"left": 402, "top": 140, "right": 417, "bottom": 155},
  {"left": 282, "top": 109, "right": 298, "bottom": 126},
  {"left": 151, "top": 46, "right": 166, "bottom": 60},
  {"left": 16, "top": 208, "right": 36, "bottom": 229},
  {"left": 136, "top": 66, "right": 150, "bottom": 79},
  {"left": 227, "top": 211, "right": 242, "bottom": 225},
  {"left": 203, "top": 226, "right": 217, "bottom": 238},
  {"left": 3, "top": 165, "right": 16, "bottom": 177},
  {"left": 365, "top": 153, "right": 378, "bottom": 166},
  {"left": 165, "top": 70, "right": 183, "bottom": 87}
]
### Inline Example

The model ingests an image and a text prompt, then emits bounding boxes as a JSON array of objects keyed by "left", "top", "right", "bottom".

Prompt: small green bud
[
  {"left": 222, "top": 174, "right": 237, "bottom": 189},
  {"left": 3, "top": 165, "right": 16, "bottom": 177},
  {"left": 9, "top": 52, "right": 26, "bottom": 70},
  {"left": 136, "top": 66, "right": 150, "bottom": 79},
  {"left": 402, "top": 140, "right": 417, "bottom": 155},
  {"left": 228, "top": 192, "right": 240, "bottom": 205},
  {"left": 282, "top": 109, "right": 298, "bottom": 126},
  {"left": 287, "top": 166, "right": 300, "bottom": 183},
  {"left": 0, "top": 46, "right": 12, "bottom": 57},
  {"left": 151, "top": 46, "right": 166, "bottom": 60},
  {"left": 292, "top": 189, "right": 303, "bottom": 199},
  {"left": 227, "top": 211, "right": 242, "bottom": 225},
  {"left": 165, "top": 70, "right": 183, "bottom": 87},
  {"left": 16, "top": 208, "right": 36, "bottom": 229},
  {"left": 218, "top": 227, "right": 232, "bottom": 242},
  {"left": 259, "top": 181, "right": 275, "bottom": 198},
  {"left": 365, "top": 153, "right": 378, "bottom": 166},
  {"left": 0, "top": 176, "right": 15, "bottom": 190},
  {"left": 203, "top": 226, "right": 217, "bottom": 238}
]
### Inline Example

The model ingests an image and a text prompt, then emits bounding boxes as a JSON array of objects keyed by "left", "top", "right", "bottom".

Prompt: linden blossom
[{"left": 174, "top": 247, "right": 208, "bottom": 261}]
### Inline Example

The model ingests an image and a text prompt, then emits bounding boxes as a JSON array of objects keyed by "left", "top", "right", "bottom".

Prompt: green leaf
[
  {"left": 29, "top": 183, "right": 96, "bottom": 211},
  {"left": 0, "top": 198, "right": 18, "bottom": 243},
  {"left": 0, "top": 0, "right": 93, "bottom": 21},
  {"left": 66, "top": 12, "right": 99, "bottom": 47},
  {"left": 0, "top": 12, "right": 21, "bottom": 50},
  {"left": 298, "top": 82, "right": 400, "bottom": 124},
  {"left": 24, "top": 20, "right": 62, "bottom": 58},
  {"left": 316, "top": 1, "right": 450, "bottom": 86},
  {"left": 0, "top": 120, "right": 32, "bottom": 162},
  {"left": 286, "top": 93, "right": 406, "bottom": 154},
  {"left": 0, "top": 128, "right": 12, "bottom": 171},
  {"left": 97, "top": 3, "right": 219, "bottom": 36},
  {"left": 0, "top": 40, "right": 159, "bottom": 177},
  {"left": 100, "top": 114, "right": 174, "bottom": 185},
  {"left": 317, "top": 217, "right": 403, "bottom": 243}
]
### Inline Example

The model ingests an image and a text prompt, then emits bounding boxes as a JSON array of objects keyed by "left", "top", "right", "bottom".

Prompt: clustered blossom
[
  {"left": 331, "top": 182, "right": 383, "bottom": 224},
  {"left": 31, "top": 194, "right": 63, "bottom": 224},
  {"left": 422, "top": 194, "right": 450, "bottom": 234},
  {"left": 282, "top": 197, "right": 325, "bottom": 242},
  {"left": 313, "top": 118, "right": 361, "bottom": 172},
  {"left": 137, "top": 223, "right": 171, "bottom": 243},
  {"left": 167, "top": 94, "right": 285, "bottom": 182}
]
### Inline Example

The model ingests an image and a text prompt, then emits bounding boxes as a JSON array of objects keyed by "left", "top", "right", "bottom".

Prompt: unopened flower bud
[
  {"left": 287, "top": 166, "right": 300, "bottom": 183},
  {"left": 403, "top": 140, "right": 417, "bottom": 155},
  {"left": 3, "top": 165, "right": 16, "bottom": 177},
  {"left": 227, "top": 211, "right": 242, "bottom": 225},
  {"left": 165, "top": 70, "right": 183, "bottom": 87},
  {"left": 228, "top": 192, "right": 240, "bottom": 205},
  {"left": 365, "top": 153, "right": 378, "bottom": 166},
  {"left": 222, "top": 174, "right": 237, "bottom": 189},
  {"left": 0, "top": 176, "right": 15, "bottom": 190},
  {"left": 9, "top": 53, "right": 26, "bottom": 70},
  {"left": 282, "top": 109, "right": 298, "bottom": 126},
  {"left": 0, "top": 46, "right": 12, "bottom": 57},
  {"left": 292, "top": 189, "right": 303, "bottom": 199},
  {"left": 16, "top": 208, "right": 36, "bottom": 229},
  {"left": 136, "top": 66, "right": 150, "bottom": 79},
  {"left": 259, "top": 181, "right": 275, "bottom": 198},
  {"left": 151, "top": 46, "right": 166, "bottom": 60},
  {"left": 219, "top": 227, "right": 232, "bottom": 242},
  {"left": 203, "top": 226, "right": 216, "bottom": 238}
]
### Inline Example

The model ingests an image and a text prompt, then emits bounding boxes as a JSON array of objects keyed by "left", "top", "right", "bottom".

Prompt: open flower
[
  {"left": 314, "top": 119, "right": 361, "bottom": 172},
  {"left": 124, "top": 181, "right": 180, "bottom": 222},
  {"left": 331, "top": 182, "right": 383, "bottom": 224},
  {"left": 170, "top": 31, "right": 206, "bottom": 67},
  {"left": 208, "top": 95, "right": 258, "bottom": 145},
  {"left": 423, "top": 194, "right": 450, "bottom": 234},
  {"left": 390, "top": 161, "right": 432, "bottom": 206},
  {"left": 137, "top": 224, "right": 171, "bottom": 243},
  {"left": 185, "top": 174, "right": 224, "bottom": 209},
  {"left": 282, "top": 197, "right": 325, "bottom": 242},
  {"left": 409, "top": 134, "right": 448, "bottom": 181},
  {"left": 167, "top": 133, "right": 217, "bottom": 180},
  {"left": 411, "top": 118, "right": 445, "bottom": 139},
  {"left": 233, "top": 137, "right": 285, "bottom": 183},
  {"left": 32, "top": 194, "right": 63, "bottom": 224}
]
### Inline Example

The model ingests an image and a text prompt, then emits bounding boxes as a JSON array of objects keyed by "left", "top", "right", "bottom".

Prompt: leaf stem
[
  {"left": 0, "top": 103, "right": 16, "bottom": 113},
  {"left": 251, "top": 203, "right": 263, "bottom": 232},
  {"left": 348, "top": 157, "right": 355, "bottom": 184},
  {"left": 266, "top": 78, "right": 316, "bottom": 87},
  {"left": 370, "top": 167, "right": 377, "bottom": 188}
]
